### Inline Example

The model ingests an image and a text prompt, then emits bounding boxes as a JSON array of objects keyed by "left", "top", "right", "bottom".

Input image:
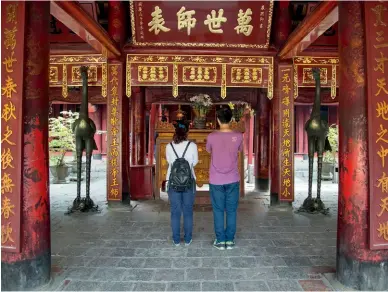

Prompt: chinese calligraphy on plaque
[
  {"left": 1, "top": 1, "right": 23, "bottom": 252},
  {"left": 108, "top": 65, "right": 121, "bottom": 200},
  {"left": 365, "top": 1, "right": 388, "bottom": 249},
  {"left": 279, "top": 66, "right": 294, "bottom": 201},
  {"left": 132, "top": 2, "right": 272, "bottom": 48}
]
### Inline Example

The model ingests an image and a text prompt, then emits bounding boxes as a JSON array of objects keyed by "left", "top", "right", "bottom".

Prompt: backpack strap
[
  {"left": 182, "top": 141, "right": 191, "bottom": 158},
  {"left": 170, "top": 143, "right": 179, "bottom": 159}
]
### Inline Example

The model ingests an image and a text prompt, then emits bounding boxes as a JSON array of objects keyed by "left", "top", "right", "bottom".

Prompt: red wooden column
[
  {"left": 248, "top": 114, "right": 254, "bottom": 165},
  {"left": 108, "top": 1, "right": 127, "bottom": 48},
  {"left": 270, "top": 2, "right": 292, "bottom": 202},
  {"left": 107, "top": 1, "right": 129, "bottom": 201},
  {"left": 244, "top": 115, "right": 250, "bottom": 155},
  {"left": 121, "top": 87, "right": 130, "bottom": 198},
  {"left": 255, "top": 91, "right": 270, "bottom": 191},
  {"left": 1, "top": 2, "right": 51, "bottom": 290},
  {"left": 273, "top": 1, "right": 292, "bottom": 49},
  {"left": 337, "top": 2, "right": 388, "bottom": 290},
  {"left": 148, "top": 103, "right": 157, "bottom": 165},
  {"left": 131, "top": 87, "right": 146, "bottom": 166}
]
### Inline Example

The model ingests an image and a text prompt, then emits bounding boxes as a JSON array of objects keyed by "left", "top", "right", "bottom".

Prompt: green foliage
[
  {"left": 323, "top": 124, "right": 338, "bottom": 163},
  {"left": 49, "top": 111, "right": 78, "bottom": 167},
  {"left": 228, "top": 101, "right": 253, "bottom": 122}
]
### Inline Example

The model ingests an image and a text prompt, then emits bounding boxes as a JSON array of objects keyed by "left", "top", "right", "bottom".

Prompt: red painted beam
[
  {"left": 278, "top": 1, "right": 338, "bottom": 60},
  {"left": 50, "top": 1, "right": 121, "bottom": 59}
]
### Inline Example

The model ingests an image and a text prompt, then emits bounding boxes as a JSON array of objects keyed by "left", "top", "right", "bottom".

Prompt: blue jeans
[
  {"left": 168, "top": 188, "right": 195, "bottom": 243},
  {"left": 210, "top": 182, "right": 240, "bottom": 242}
]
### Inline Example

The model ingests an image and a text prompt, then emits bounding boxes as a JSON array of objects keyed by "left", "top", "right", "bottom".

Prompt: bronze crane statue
[
  {"left": 67, "top": 66, "right": 99, "bottom": 214},
  {"left": 298, "top": 68, "right": 331, "bottom": 215}
]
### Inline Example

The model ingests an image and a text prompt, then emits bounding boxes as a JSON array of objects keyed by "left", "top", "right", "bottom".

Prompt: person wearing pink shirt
[{"left": 206, "top": 106, "right": 243, "bottom": 250}]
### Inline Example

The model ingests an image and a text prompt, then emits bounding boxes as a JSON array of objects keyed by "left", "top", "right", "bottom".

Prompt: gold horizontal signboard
[{"left": 127, "top": 54, "right": 274, "bottom": 99}]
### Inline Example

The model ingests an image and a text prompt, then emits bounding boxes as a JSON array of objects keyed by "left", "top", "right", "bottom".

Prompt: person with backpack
[
  {"left": 206, "top": 106, "right": 243, "bottom": 250},
  {"left": 166, "top": 119, "right": 198, "bottom": 246}
]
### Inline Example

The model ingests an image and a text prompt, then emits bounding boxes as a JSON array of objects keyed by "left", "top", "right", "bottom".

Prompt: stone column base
[{"left": 336, "top": 252, "right": 388, "bottom": 291}]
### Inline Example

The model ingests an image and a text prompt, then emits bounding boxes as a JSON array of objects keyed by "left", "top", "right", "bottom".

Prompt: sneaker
[
  {"left": 185, "top": 239, "right": 192, "bottom": 246},
  {"left": 173, "top": 241, "right": 180, "bottom": 247},
  {"left": 213, "top": 239, "right": 226, "bottom": 250},
  {"left": 226, "top": 240, "right": 235, "bottom": 250}
]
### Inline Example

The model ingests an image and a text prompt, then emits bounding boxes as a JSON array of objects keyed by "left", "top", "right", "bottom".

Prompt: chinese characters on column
[
  {"left": 279, "top": 66, "right": 294, "bottom": 201},
  {"left": 366, "top": 1, "right": 388, "bottom": 249},
  {"left": 108, "top": 65, "right": 121, "bottom": 200},
  {"left": 1, "top": 2, "right": 22, "bottom": 251}
]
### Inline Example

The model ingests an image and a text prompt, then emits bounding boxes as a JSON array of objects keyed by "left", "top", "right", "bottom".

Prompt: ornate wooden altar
[{"left": 155, "top": 121, "right": 245, "bottom": 203}]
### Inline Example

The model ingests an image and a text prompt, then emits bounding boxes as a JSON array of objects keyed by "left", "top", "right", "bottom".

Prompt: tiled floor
[{"left": 46, "top": 169, "right": 339, "bottom": 291}]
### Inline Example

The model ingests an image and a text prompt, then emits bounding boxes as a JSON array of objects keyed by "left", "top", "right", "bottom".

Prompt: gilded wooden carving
[
  {"left": 182, "top": 66, "right": 217, "bottom": 83},
  {"left": 49, "top": 66, "right": 58, "bottom": 83},
  {"left": 129, "top": 1, "right": 274, "bottom": 49},
  {"left": 48, "top": 54, "right": 107, "bottom": 98},
  {"left": 138, "top": 65, "right": 168, "bottom": 82},
  {"left": 293, "top": 57, "right": 339, "bottom": 99},
  {"left": 127, "top": 54, "right": 273, "bottom": 99},
  {"left": 231, "top": 67, "right": 263, "bottom": 84},
  {"left": 302, "top": 68, "right": 328, "bottom": 85},
  {"left": 71, "top": 65, "right": 98, "bottom": 83}
]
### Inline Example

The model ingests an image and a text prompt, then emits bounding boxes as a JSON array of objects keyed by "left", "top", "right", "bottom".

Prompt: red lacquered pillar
[
  {"left": 255, "top": 91, "right": 270, "bottom": 191},
  {"left": 107, "top": 1, "right": 129, "bottom": 201},
  {"left": 131, "top": 87, "right": 146, "bottom": 166},
  {"left": 337, "top": 2, "right": 388, "bottom": 290},
  {"left": 108, "top": 1, "right": 127, "bottom": 48},
  {"left": 273, "top": 1, "right": 292, "bottom": 49},
  {"left": 148, "top": 103, "right": 157, "bottom": 165},
  {"left": 1, "top": 2, "right": 51, "bottom": 290},
  {"left": 244, "top": 114, "right": 250, "bottom": 155},
  {"left": 248, "top": 114, "right": 254, "bottom": 165}
]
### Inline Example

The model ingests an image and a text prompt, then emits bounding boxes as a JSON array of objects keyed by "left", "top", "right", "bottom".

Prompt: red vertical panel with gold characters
[
  {"left": 365, "top": 1, "right": 388, "bottom": 250},
  {"left": 278, "top": 64, "right": 294, "bottom": 202},
  {"left": 107, "top": 63, "right": 123, "bottom": 201},
  {"left": 1, "top": 2, "right": 25, "bottom": 253}
]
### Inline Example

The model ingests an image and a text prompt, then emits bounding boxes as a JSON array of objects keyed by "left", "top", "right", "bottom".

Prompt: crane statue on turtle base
[
  {"left": 66, "top": 66, "right": 99, "bottom": 214},
  {"left": 298, "top": 68, "right": 331, "bottom": 215}
]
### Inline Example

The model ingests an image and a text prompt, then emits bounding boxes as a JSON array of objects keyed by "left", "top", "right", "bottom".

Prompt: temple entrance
[{"left": 2, "top": 2, "right": 387, "bottom": 291}]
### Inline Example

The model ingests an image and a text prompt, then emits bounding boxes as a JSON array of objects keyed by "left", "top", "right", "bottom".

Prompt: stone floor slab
[
  {"left": 173, "top": 257, "right": 201, "bottom": 268},
  {"left": 107, "top": 282, "right": 135, "bottom": 291},
  {"left": 186, "top": 268, "right": 216, "bottom": 281},
  {"left": 202, "top": 281, "right": 235, "bottom": 291},
  {"left": 234, "top": 280, "right": 270, "bottom": 291},
  {"left": 152, "top": 269, "right": 185, "bottom": 282},
  {"left": 167, "top": 282, "right": 201, "bottom": 291},
  {"left": 133, "top": 282, "right": 166, "bottom": 291},
  {"left": 267, "top": 279, "right": 304, "bottom": 291}
]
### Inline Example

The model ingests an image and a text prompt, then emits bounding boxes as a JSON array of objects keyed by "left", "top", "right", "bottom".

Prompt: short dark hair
[{"left": 217, "top": 106, "right": 233, "bottom": 124}]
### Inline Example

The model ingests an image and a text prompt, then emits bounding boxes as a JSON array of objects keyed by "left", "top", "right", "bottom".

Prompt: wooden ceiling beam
[
  {"left": 50, "top": 1, "right": 120, "bottom": 59},
  {"left": 278, "top": 1, "right": 338, "bottom": 60}
]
